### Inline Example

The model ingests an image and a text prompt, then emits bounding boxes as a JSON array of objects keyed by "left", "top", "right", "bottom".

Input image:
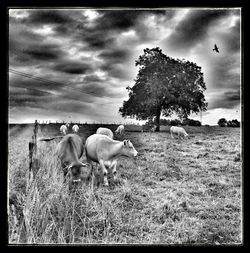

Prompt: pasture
[{"left": 8, "top": 123, "right": 242, "bottom": 244}]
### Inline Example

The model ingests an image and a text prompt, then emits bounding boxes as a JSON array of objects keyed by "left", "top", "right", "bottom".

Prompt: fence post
[
  {"left": 28, "top": 120, "right": 39, "bottom": 179},
  {"left": 28, "top": 142, "right": 34, "bottom": 174}
]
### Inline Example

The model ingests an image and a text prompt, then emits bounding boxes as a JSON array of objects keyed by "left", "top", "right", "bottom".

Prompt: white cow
[
  {"left": 115, "top": 125, "right": 125, "bottom": 135},
  {"left": 60, "top": 125, "right": 68, "bottom": 135},
  {"left": 85, "top": 134, "right": 138, "bottom": 186},
  {"left": 96, "top": 127, "right": 114, "bottom": 139},
  {"left": 72, "top": 124, "right": 79, "bottom": 133},
  {"left": 170, "top": 126, "right": 188, "bottom": 139}
]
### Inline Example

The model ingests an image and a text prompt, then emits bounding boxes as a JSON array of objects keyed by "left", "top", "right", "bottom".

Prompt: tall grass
[{"left": 8, "top": 126, "right": 242, "bottom": 244}]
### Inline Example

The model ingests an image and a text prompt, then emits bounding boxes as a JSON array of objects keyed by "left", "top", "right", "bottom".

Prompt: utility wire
[
  {"left": 9, "top": 69, "right": 119, "bottom": 105},
  {"left": 9, "top": 47, "right": 123, "bottom": 104},
  {"left": 9, "top": 68, "right": 103, "bottom": 97}
]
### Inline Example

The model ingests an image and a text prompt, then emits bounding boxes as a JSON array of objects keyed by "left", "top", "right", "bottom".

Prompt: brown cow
[{"left": 55, "top": 134, "right": 90, "bottom": 185}]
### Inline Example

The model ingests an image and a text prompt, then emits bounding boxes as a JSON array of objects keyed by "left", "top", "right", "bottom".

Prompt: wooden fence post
[
  {"left": 28, "top": 120, "right": 39, "bottom": 179},
  {"left": 28, "top": 142, "right": 34, "bottom": 174}
]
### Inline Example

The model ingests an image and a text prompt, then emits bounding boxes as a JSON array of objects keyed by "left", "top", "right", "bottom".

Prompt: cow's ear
[{"left": 123, "top": 140, "right": 127, "bottom": 145}]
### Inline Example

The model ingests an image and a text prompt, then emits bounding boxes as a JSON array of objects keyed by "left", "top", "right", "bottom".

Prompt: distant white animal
[
  {"left": 85, "top": 134, "right": 138, "bottom": 186},
  {"left": 115, "top": 125, "right": 125, "bottom": 135},
  {"left": 72, "top": 124, "right": 79, "bottom": 133},
  {"left": 60, "top": 125, "right": 68, "bottom": 135},
  {"left": 96, "top": 127, "right": 114, "bottom": 139},
  {"left": 170, "top": 126, "right": 189, "bottom": 139}
]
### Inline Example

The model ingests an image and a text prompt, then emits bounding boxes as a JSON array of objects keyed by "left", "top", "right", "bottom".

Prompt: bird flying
[{"left": 213, "top": 44, "right": 219, "bottom": 53}]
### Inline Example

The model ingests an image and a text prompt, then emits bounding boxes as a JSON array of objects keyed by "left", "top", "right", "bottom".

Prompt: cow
[
  {"left": 96, "top": 127, "right": 114, "bottom": 139},
  {"left": 72, "top": 124, "right": 79, "bottom": 133},
  {"left": 115, "top": 125, "right": 125, "bottom": 135},
  {"left": 170, "top": 126, "right": 189, "bottom": 139},
  {"left": 60, "top": 125, "right": 68, "bottom": 135},
  {"left": 85, "top": 134, "right": 138, "bottom": 187},
  {"left": 55, "top": 134, "right": 90, "bottom": 186}
]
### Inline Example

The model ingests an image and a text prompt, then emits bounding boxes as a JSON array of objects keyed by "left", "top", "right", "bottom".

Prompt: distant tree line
[
  {"left": 217, "top": 118, "right": 240, "bottom": 127},
  {"left": 145, "top": 118, "right": 201, "bottom": 127}
]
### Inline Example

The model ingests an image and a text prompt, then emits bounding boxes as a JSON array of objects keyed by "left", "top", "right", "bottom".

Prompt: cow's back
[
  {"left": 96, "top": 127, "right": 114, "bottom": 139},
  {"left": 56, "top": 134, "right": 84, "bottom": 164},
  {"left": 85, "top": 134, "right": 115, "bottom": 162}
]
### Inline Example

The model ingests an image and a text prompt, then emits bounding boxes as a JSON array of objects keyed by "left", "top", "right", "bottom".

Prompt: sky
[{"left": 8, "top": 8, "right": 241, "bottom": 125}]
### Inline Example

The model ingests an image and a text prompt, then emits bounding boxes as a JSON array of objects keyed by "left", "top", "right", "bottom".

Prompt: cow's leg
[
  {"left": 99, "top": 160, "right": 109, "bottom": 186},
  {"left": 111, "top": 160, "right": 118, "bottom": 181},
  {"left": 171, "top": 131, "right": 174, "bottom": 138}
]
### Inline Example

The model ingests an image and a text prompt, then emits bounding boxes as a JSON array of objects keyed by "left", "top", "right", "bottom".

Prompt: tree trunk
[{"left": 155, "top": 108, "right": 161, "bottom": 132}]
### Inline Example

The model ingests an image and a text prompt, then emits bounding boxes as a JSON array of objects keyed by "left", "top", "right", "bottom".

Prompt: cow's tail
[{"left": 39, "top": 136, "right": 64, "bottom": 142}]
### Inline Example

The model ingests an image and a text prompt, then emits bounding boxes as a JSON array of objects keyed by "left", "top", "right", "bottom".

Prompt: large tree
[{"left": 119, "top": 47, "right": 207, "bottom": 131}]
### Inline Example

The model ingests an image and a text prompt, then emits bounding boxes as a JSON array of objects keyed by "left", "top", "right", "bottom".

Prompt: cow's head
[
  {"left": 122, "top": 139, "right": 138, "bottom": 158},
  {"left": 68, "top": 162, "right": 91, "bottom": 184}
]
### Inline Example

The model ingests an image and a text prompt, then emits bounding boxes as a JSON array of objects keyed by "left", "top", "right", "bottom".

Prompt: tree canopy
[
  {"left": 217, "top": 118, "right": 228, "bottom": 127},
  {"left": 119, "top": 47, "right": 207, "bottom": 131}
]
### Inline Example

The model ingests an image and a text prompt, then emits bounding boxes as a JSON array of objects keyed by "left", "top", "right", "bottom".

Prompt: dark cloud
[
  {"left": 97, "top": 49, "right": 132, "bottom": 80},
  {"left": 25, "top": 9, "right": 74, "bottom": 25},
  {"left": 98, "top": 49, "right": 130, "bottom": 64},
  {"left": 224, "top": 89, "right": 240, "bottom": 101},
  {"left": 83, "top": 74, "right": 104, "bottom": 83},
  {"left": 79, "top": 10, "right": 170, "bottom": 49},
  {"left": 53, "top": 61, "right": 92, "bottom": 75},
  {"left": 168, "top": 9, "right": 230, "bottom": 50},
  {"left": 24, "top": 45, "right": 62, "bottom": 61},
  {"left": 96, "top": 10, "right": 150, "bottom": 30},
  {"left": 9, "top": 87, "right": 54, "bottom": 108},
  {"left": 82, "top": 31, "right": 115, "bottom": 49},
  {"left": 208, "top": 89, "right": 240, "bottom": 109},
  {"left": 9, "top": 29, "right": 44, "bottom": 49},
  {"left": 9, "top": 26, "right": 64, "bottom": 65},
  {"left": 100, "top": 63, "right": 129, "bottom": 80},
  {"left": 9, "top": 75, "right": 62, "bottom": 92},
  {"left": 210, "top": 55, "right": 240, "bottom": 90}
]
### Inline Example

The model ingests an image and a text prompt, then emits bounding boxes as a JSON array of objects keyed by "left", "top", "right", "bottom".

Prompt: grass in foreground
[{"left": 8, "top": 125, "right": 242, "bottom": 244}]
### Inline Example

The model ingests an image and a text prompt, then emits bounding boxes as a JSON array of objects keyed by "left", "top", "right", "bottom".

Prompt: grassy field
[{"left": 8, "top": 123, "right": 242, "bottom": 244}]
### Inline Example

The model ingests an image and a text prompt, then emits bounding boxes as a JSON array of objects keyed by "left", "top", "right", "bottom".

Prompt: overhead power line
[
  {"left": 8, "top": 68, "right": 119, "bottom": 106},
  {"left": 9, "top": 68, "right": 103, "bottom": 97}
]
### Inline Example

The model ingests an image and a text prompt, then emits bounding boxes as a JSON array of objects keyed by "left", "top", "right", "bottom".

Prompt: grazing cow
[
  {"left": 96, "top": 127, "right": 114, "bottom": 139},
  {"left": 115, "top": 125, "right": 125, "bottom": 135},
  {"left": 85, "top": 134, "right": 138, "bottom": 186},
  {"left": 60, "top": 125, "right": 68, "bottom": 135},
  {"left": 170, "top": 126, "right": 189, "bottom": 139},
  {"left": 72, "top": 124, "right": 79, "bottom": 133},
  {"left": 55, "top": 134, "right": 90, "bottom": 185}
]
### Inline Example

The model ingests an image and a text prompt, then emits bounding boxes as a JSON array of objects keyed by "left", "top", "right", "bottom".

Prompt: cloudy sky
[{"left": 9, "top": 8, "right": 241, "bottom": 125}]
